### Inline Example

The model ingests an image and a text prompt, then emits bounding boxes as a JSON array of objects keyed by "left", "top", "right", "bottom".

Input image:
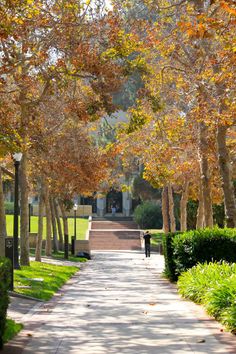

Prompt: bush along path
[
  {"left": 178, "top": 262, "right": 236, "bottom": 333},
  {"left": 0, "top": 258, "right": 11, "bottom": 349},
  {"left": 162, "top": 227, "right": 236, "bottom": 337},
  {"left": 3, "top": 252, "right": 236, "bottom": 354},
  {"left": 162, "top": 227, "right": 236, "bottom": 281}
]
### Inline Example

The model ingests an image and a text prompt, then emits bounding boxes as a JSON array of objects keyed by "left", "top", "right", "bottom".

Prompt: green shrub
[
  {"left": 133, "top": 201, "right": 162, "bottom": 229},
  {"left": 213, "top": 204, "right": 225, "bottom": 228},
  {"left": 0, "top": 258, "right": 11, "bottom": 349},
  {"left": 187, "top": 200, "right": 198, "bottom": 230},
  {"left": 173, "top": 228, "right": 236, "bottom": 276},
  {"left": 162, "top": 232, "right": 182, "bottom": 282},
  {"left": 221, "top": 303, "right": 236, "bottom": 331},
  {"left": 3, "top": 319, "right": 23, "bottom": 344},
  {"left": 178, "top": 262, "right": 236, "bottom": 331},
  {"left": 186, "top": 202, "right": 225, "bottom": 230},
  {"left": 4, "top": 202, "right": 14, "bottom": 215},
  {"left": 205, "top": 278, "right": 236, "bottom": 318}
]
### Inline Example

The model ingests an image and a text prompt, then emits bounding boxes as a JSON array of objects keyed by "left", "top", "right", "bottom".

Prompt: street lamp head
[
  {"left": 28, "top": 196, "right": 33, "bottom": 204},
  {"left": 13, "top": 152, "right": 23, "bottom": 162},
  {"left": 73, "top": 203, "right": 78, "bottom": 211}
]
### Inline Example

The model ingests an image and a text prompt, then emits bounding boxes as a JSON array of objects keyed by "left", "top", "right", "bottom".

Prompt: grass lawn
[
  {"left": 29, "top": 249, "right": 88, "bottom": 263},
  {"left": 14, "top": 261, "right": 78, "bottom": 300},
  {"left": 3, "top": 319, "right": 23, "bottom": 344},
  {"left": 3, "top": 318, "right": 23, "bottom": 343},
  {"left": 6, "top": 215, "right": 88, "bottom": 241},
  {"left": 149, "top": 229, "right": 163, "bottom": 246}
]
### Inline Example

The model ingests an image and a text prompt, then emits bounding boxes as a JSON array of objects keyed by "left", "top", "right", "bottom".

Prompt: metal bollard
[
  {"left": 71, "top": 236, "right": 75, "bottom": 255},
  {"left": 64, "top": 234, "right": 69, "bottom": 260},
  {"left": 5, "top": 238, "right": 14, "bottom": 291}
]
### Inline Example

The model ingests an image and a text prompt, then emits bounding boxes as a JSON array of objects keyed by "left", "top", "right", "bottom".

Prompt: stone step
[
  {"left": 90, "top": 245, "right": 141, "bottom": 250},
  {"left": 91, "top": 221, "right": 138, "bottom": 230},
  {"left": 89, "top": 220, "right": 141, "bottom": 251},
  {"left": 92, "top": 216, "right": 133, "bottom": 221},
  {"left": 89, "top": 231, "right": 141, "bottom": 238},
  {"left": 90, "top": 240, "right": 141, "bottom": 249}
]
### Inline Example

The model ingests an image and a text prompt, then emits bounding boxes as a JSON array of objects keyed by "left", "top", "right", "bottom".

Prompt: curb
[{"left": 9, "top": 291, "right": 44, "bottom": 302}]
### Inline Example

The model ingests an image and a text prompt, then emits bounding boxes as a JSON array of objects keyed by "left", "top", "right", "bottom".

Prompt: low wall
[
  {"left": 29, "top": 233, "right": 38, "bottom": 248},
  {"left": 28, "top": 216, "right": 92, "bottom": 253},
  {"left": 74, "top": 216, "right": 91, "bottom": 255},
  {"left": 74, "top": 240, "right": 90, "bottom": 255}
]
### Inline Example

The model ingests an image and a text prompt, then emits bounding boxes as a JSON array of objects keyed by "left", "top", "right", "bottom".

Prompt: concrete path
[{"left": 5, "top": 252, "right": 236, "bottom": 354}]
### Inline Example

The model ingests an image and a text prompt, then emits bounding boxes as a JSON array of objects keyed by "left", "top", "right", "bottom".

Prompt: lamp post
[
  {"left": 13, "top": 152, "right": 22, "bottom": 270},
  {"left": 28, "top": 196, "right": 33, "bottom": 233},
  {"left": 73, "top": 204, "right": 78, "bottom": 240}
]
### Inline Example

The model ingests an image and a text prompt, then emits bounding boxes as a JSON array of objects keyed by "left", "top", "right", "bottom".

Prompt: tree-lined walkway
[{"left": 5, "top": 252, "right": 236, "bottom": 354}]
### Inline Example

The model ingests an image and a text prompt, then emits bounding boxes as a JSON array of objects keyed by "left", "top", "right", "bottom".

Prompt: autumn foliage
[{"left": 114, "top": 0, "right": 236, "bottom": 231}]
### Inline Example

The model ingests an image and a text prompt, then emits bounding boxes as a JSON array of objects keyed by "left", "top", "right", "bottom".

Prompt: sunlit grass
[
  {"left": 6, "top": 215, "right": 88, "bottom": 241},
  {"left": 3, "top": 319, "right": 23, "bottom": 344},
  {"left": 14, "top": 261, "right": 78, "bottom": 300},
  {"left": 29, "top": 249, "right": 87, "bottom": 263},
  {"left": 149, "top": 229, "right": 163, "bottom": 246}
]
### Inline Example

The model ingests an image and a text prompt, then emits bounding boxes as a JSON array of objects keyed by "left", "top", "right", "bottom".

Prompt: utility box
[{"left": 74, "top": 240, "right": 90, "bottom": 256}]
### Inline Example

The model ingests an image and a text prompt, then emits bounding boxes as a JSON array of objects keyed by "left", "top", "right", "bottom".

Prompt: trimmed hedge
[
  {"left": 162, "top": 232, "right": 182, "bottom": 281},
  {"left": 162, "top": 228, "right": 236, "bottom": 281},
  {"left": 0, "top": 258, "right": 11, "bottom": 349},
  {"left": 4, "top": 202, "right": 14, "bottom": 215},
  {"left": 178, "top": 262, "right": 236, "bottom": 331}
]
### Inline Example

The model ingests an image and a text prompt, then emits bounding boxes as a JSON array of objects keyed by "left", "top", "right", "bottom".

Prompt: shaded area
[{"left": 4, "top": 252, "right": 236, "bottom": 353}]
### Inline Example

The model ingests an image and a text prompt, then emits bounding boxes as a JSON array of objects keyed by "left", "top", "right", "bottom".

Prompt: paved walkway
[{"left": 5, "top": 252, "right": 236, "bottom": 354}]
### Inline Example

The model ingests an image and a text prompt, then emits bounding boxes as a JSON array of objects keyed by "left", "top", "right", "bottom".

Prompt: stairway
[{"left": 89, "top": 220, "right": 142, "bottom": 250}]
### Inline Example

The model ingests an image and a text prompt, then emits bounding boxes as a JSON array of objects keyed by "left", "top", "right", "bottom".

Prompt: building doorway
[
  {"left": 106, "top": 189, "right": 123, "bottom": 213},
  {"left": 81, "top": 196, "right": 97, "bottom": 214}
]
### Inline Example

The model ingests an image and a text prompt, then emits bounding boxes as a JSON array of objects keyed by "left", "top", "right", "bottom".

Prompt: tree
[
  {"left": 0, "top": 0, "right": 129, "bottom": 263},
  {"left": 0, "top": 165, "right": 7, "bottom": 256},
  {"left": 114, "top": 0, "right": 236, "bottom": 229}
]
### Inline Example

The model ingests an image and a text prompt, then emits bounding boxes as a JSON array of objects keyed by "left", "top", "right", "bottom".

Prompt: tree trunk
[
  {"left": 59, "top": 200, "right": 69, "bottom": 237},
  {"left": 196, "top": 179, "right": 205, "bottom": 229},
  {"left": 180, "top": 180, "right": 189, "bottom": 232},
  {"left": 45, "top": 184, "right": 52, "bottom": 256},
  {"left": 54, "top": 198, "right": 63, "bottom": 250},
  {"left": 198, "top": 121, "right": 213, "bottom": 227},
  {"left": 0, "top": 166, "right": 7, "bottom": 257},
  {"left": 50, "top": 196, "right": 59, "bottom": 253},
  {"left": 19, "top": 153, "right": 30, "bottom": 266},
  {"left": 217, "top": 125, "right": 236, "bottom": 227},
  {"left": 35, "top": 180, "right": 45, "bottom": 262},
  {"left": 168, "top": 183, "right": 176, "bottom": 232},
  {"left": 162, "top": 187, "right": 169, "bottom": 233}
]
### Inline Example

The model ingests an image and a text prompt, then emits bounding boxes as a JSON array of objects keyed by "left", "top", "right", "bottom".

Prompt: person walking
[
  {"left": 111, "top": 202, "right": 116, "bottom": 217},
  {"left": 143, "top": 231, "right": 152, "bottom": 257}
]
